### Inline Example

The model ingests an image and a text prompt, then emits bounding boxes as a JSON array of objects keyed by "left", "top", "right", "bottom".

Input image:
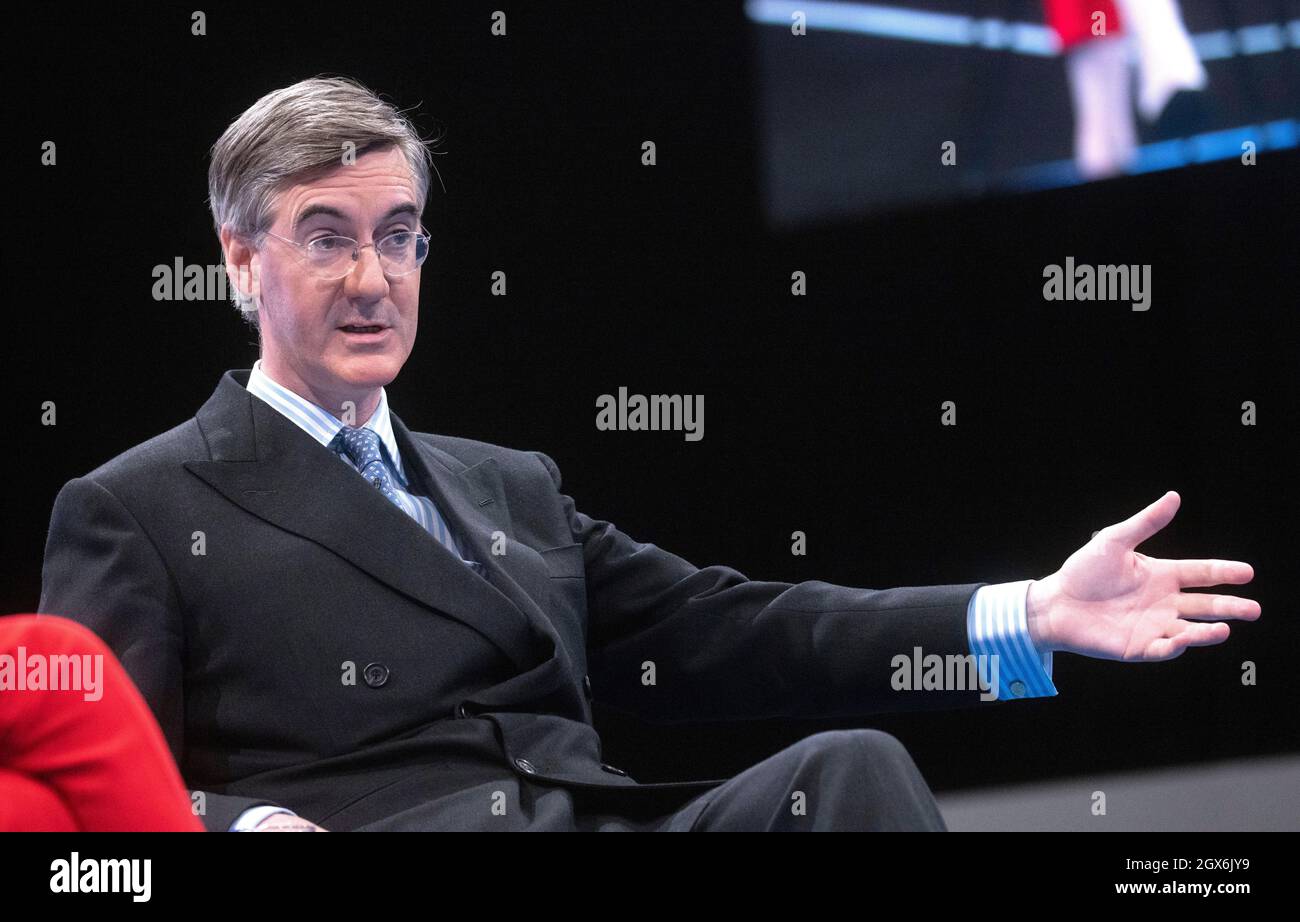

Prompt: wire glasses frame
[{"left": 262, "top": 226, "right": 431, "bottom": 280}]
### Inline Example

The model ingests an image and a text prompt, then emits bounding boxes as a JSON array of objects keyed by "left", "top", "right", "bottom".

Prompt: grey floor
[{"left": 936, "top": 753, "right": 1300, "bottom": 831}]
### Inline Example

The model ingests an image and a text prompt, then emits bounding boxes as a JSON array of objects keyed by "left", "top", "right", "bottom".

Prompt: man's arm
[
  {"left": 535, "top": 456, "right": 1256, "bottom": 726},
  {"left": 533, "top": 452, "right": 996, "bottom": 723},
  {"left": 38, "top": 476, "right": 292, "bottom": 833}
]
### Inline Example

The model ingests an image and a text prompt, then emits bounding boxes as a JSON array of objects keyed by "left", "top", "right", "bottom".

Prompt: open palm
[{"left": 1029, "top": 492, "right": 1259, "bottom": 662}]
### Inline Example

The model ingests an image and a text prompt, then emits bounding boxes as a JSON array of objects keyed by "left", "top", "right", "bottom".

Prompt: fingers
[
  {"left": 1176, "top": 592, "right": 1261, "bottom": 620},
  {"left": 1148, "top": 621, "right": 1230, "bottom": 660},
  {"left": 1104, "top": 491, "right": 1180, "bottom": 549},
  {"left": 1175, "top": 559, "right": 1255, "bottom": 588}
]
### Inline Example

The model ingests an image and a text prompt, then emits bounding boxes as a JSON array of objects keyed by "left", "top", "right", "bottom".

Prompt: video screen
[{"left": 749, "top": 0, "right": 1299, "bottom": 225}]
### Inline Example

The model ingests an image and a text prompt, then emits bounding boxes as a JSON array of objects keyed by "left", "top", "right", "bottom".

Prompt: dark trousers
[
  {"left": 357, "top": 729, "right": 947, "bottom": 831},
  {"left": 575, "top": 729, "right": 948, "bottom": 832}
]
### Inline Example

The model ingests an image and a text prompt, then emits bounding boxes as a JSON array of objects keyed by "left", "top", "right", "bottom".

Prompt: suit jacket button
[
  {"left": 583, "top": 674, "right": 593, "bottom": 700},
  {"left": 455, "top": 703, "right": 470, "bottom": 718},
  {"left": 363, "top": 662, "right": 389, "bottom": 688},
  {"left": 600, "top": 762, "right": 627, "bottom": 776},
  {"left": 515, "top": 758, "right": 537, "bottom": 774}
]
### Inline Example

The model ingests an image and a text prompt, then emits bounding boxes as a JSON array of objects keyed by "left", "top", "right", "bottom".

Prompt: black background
[{"left": 6, "top": 2, "right": 1296, "bottom": 794}]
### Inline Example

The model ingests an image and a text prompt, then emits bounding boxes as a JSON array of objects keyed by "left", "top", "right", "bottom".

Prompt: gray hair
[{"left": 208, "top": 76, "right": 440, "bottom": 328}]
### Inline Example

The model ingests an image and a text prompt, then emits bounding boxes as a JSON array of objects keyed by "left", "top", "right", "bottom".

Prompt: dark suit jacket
[{"left": 38, "top": 369, "right": 990, "bottom": 831}]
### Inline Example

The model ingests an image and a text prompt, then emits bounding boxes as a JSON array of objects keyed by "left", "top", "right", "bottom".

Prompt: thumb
[{"left": 1105, "top": 491, "right": 1180, "bottom": 549}]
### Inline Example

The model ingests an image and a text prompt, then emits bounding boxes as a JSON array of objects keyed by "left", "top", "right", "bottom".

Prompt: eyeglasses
[{"left": 263, "top": 226, "right": 431, "bottom": 280}]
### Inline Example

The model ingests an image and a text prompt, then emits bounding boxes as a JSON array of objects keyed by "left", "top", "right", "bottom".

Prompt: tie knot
[{"left": 332, "top": 425, "right": 384, "bottom": 468}]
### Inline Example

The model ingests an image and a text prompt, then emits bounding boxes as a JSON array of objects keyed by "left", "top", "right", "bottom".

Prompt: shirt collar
[{"left": 245, "top": 359, "right": 406, "bottom": 482}]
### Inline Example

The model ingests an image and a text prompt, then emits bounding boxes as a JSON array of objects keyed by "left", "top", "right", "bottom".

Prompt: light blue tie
[{"left": 331, "top": 425, "right": 483, "bottom": 574}]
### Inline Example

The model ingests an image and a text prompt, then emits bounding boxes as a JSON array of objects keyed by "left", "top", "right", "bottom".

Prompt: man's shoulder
[{"left": 75, "top": 417, "right": 207, "bottom": 491}]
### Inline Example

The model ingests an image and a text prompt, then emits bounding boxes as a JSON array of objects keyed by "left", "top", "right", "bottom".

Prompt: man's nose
[{"left": 343, "top": 244, "right": 390, "bottom": 302}]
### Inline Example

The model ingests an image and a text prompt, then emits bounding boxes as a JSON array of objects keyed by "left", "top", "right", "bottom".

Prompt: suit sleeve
[
  {"left": 38, "top": 476, "right": 286, "bottom": 832},
  {"left": 532, "top": 452, "right": 992, "bottom": 724}
]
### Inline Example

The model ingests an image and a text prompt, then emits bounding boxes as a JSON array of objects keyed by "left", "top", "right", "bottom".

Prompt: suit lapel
[
  {"left": 184, "top": 369, "right": 553, "bottom": 673},
  {"left": 389, "top": 416, "right": 572, "bottom": 653}
]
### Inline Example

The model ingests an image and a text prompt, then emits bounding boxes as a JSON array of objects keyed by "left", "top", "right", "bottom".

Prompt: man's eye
[
  {"left": 311, "top": 237, "right": 345, "bottom": 251},
  {"left": 387, "top": 232, "right": 413, "bottom": 246}
]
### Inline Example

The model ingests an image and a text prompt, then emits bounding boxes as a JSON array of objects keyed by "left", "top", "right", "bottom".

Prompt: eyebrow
[{"left": 291, "top": 202, "right": 420, "bottom": 231}]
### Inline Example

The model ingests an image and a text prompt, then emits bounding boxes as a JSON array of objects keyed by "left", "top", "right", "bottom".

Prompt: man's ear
[{"left": 219, "top": 224, "right": 260, "bottom": 302}]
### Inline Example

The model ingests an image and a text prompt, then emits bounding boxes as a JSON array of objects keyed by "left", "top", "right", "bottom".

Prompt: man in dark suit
[{"left": 37, "top": 77, "right": 1261, "bottom": 831}]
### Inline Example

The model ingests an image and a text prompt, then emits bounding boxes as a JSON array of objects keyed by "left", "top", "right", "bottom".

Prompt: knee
[
  {"left": 0, "top": 768, "right": 78, "bottom": 831},
  {"left": 780, "top": 731, "right": 941, "bottom": 830},
  {"left": 796, "top": 729, "right": 916, "bottom": 772},
  {"left": 806, "top": 728, "right": 907, "bottom": 756}
]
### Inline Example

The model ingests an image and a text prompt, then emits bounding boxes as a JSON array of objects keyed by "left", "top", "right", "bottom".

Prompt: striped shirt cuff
[{"left": 966, "top": 580, "right": 1057, "bottom": 700}]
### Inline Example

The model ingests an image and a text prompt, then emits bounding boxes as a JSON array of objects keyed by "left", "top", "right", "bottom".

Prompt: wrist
[{"left": 1026, "top": 574, "right": 1060, "bottom": 653}]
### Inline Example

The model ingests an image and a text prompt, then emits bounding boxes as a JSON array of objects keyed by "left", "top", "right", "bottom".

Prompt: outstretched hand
[{"left": 1026, "top": 492, "right": 1259, "bottom": 661}]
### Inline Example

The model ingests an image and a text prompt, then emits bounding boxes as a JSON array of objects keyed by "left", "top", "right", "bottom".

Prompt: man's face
[{"left": 249, "top": 145, "right": 422, "bottom": 408}]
